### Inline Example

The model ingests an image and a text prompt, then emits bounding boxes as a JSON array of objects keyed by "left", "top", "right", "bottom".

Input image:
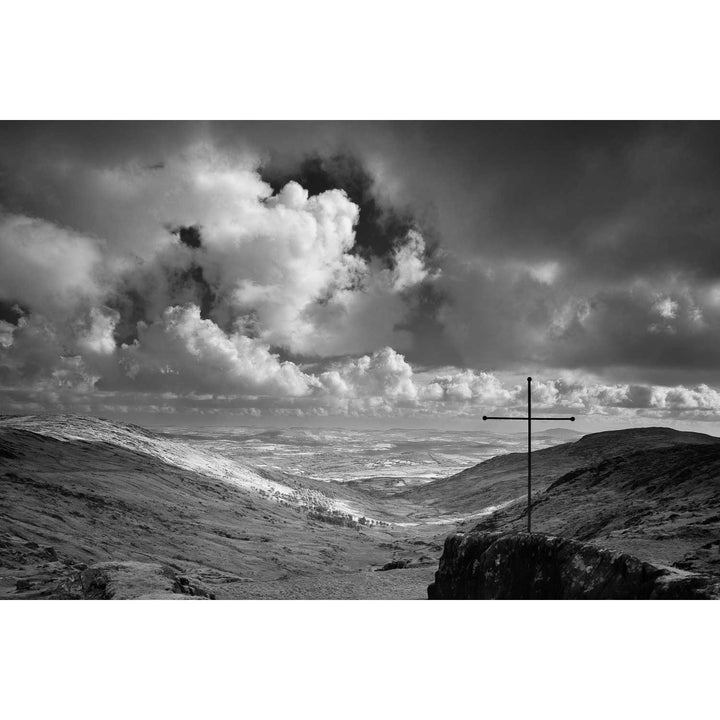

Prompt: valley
[{"left": 1, "top": 416, "right": 719, "bottom": 599}]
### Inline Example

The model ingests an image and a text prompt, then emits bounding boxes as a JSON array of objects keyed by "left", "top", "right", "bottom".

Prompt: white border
[
  {"left": 3, "top": 3, "right": 720, "bottom": 717},
  {"left": 3, "top": 1, "right": 720, "bottom": 119},
  {"left": 2, "top": 600, "right": 719, "bottom": 719}
]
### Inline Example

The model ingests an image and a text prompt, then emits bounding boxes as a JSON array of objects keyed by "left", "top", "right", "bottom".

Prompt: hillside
[
  {"left": 463, "top": 436, "right": 720, "bottom": 576},
  {"left": 4, "top": 416, "right": 720, "bottom": 599},
  {"left": 427, "top": 428, "right": 720, "bottom": 598},
  {"left": 403, "top": 427, "right": 720, "bottom": 517},
  {"left": 0, "top": 415, "right": 446, "bottom": 599}
]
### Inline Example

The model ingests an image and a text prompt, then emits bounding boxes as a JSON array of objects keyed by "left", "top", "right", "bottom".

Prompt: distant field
[{"left": 151, "top": 425, "right": 581, "bottom": 484}]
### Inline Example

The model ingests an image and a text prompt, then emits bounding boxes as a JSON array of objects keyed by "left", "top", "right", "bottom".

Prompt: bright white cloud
[
  {"left": 391, "top": 229, "right": 433, "bottom": 291},
  {"left": 0, "top": 214, "right": 105, "bottom": 316},
  {"left": 320, "top": 347, "right": 418, "bottom": 404},
  {"left": 206, "top": 181, "right": 367, "bottom": 353},
  {"left": 420, "top": 368, "right": 514, "bottom": 405},
  {"left": 652, "top": 296, "right": 679, "bottom": 319},
  {"left": 0, "top": 320, "right": 15, "bottom": 348},
  {"left": 121, "top": 304, "right": 316, "bottom": 397},
  {"left": 76, "top": 307, "right": 120, "bottom": 355}
]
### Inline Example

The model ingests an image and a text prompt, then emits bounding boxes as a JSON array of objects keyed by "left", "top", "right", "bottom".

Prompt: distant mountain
[{"left": 538, "top": 427, "right": 583, "bottom": 438}]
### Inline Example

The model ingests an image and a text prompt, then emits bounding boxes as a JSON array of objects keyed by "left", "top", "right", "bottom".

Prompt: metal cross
[{"left": 482, "top": 376, "right": 576, "bottom": 534}]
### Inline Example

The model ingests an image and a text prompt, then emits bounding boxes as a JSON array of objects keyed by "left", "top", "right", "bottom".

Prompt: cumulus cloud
[
  {"left": 420, "top": 369, "right": 513, "bottom": 404},
  {"left": 76, "top": 307, "right": 120, "bottom": 356},
  {"left": 119, "top": 304, "right": 316, "bottom": 397},
  {"left": 652, "top": 296, "right": 679, "bottom": 320},
  {"left": 411, "top": 370, "right": 720, "bottom": 421},
  {"left": 0, "top": 214, "right": 106, "bottom": 317},
  {"left": 0, "top": 141, "right": 441, "bottom": 417},
  {"left": 205, "top": 179, "right": 368, "bottom": 354},
  {"left": 0, "top": 321, "right": 15, "bottom": 348},
  {"left": 319, "top": 347, "right": 418, "bottom": 404},
  {"left": 391, "top": 230, "right": 434, "bottom": 291}
]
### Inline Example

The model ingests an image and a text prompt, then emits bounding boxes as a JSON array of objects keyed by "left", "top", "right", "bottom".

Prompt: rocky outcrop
[
  {"left": 1, "top": 533, "right": 216, "bottom": 599},
  {"left": 376, "top": 559, "right": 410, "bottom": 571},
  {"left": 80, "top": 562, "right": 215, "bottom": 599},
  {"left": 428, "top": 532, "right": 720, "bottom": 599}
]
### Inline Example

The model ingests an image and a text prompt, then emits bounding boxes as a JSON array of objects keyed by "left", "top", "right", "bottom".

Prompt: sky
[{"left": 2, "top": 121, "right": 720, "bottom": 431}]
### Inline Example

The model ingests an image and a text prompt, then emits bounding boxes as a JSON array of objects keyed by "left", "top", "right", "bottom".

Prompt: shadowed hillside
[
  {"left": 428, "top": 428, "right": 720, "bottom": 597},
  {"left": 464, "top": 436, "right": 720, "bottom": 575},
  {"left": 404, "top": 427, "right": 720, "bottom": 518}
]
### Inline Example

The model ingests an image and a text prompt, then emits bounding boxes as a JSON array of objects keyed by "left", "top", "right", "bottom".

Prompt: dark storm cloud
[
  {"left": 263, "top": 152, "right": 417, "bottom": 265},
  {"left": 472, "top": 122, "right": 720, "bottom": 282},
  {"left": 0, "top": 300, "right": 25, "bottom": 325},
  {"left": 221, "top": 122, "right": 720, "bottom": 383},
  {"left": 4, "top": 120, "right": 720, "bottom": 392},
  {"left": 314, "top": 121, "right": 720, "bottom": 283},
  {"left": 0, "top": 121, "right": 200, "bottom": 226},
  {"left": 545, "top": 285, "right": 720, "bottom": 382},
  {"left": 4, "top": 121, "right": 719, "bottom": 284},
  {"left": 173, "top": 225, "right": 203, "bottom": 249},
  {"left": 108, "top": 284, "right": 147, "bottom": 346},
  {"left": 336, "top": 121, "right": 720, "bottom": 384}
]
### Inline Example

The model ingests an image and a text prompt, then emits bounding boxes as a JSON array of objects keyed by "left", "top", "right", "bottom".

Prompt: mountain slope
[
  {"left": 426, "top": 428, "right": 720, "bottom": 598},
  {"left": 0, "top": 415, "right": 443, "bottom": 599},
  {"left": 404, "top": 427, "right": 720, "bottom": 517},
  {"left": 466, "top": 439, "right": 720, "bottom": 575}
]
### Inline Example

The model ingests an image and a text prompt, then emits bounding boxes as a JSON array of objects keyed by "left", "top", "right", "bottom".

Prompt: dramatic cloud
[
  {"left": 117, "top": 304, "right": 316, "bottom": 397},
  {"left": 3, "top": 122, "right": 720, "bottom": 427},
  {"left": 319, "top": 347, "right": 418, "bottom": 407},
  {"left": 0, "top": 137, "right": 436, "bottom": 420}
]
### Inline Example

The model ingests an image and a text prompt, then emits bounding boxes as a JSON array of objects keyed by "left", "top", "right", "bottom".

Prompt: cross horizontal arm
[
  {"left": 482, "top": 416, "right": 527, "bottom": 420},
  {"left": 482, "top": 415, "right": 575, "bottom": 421},
  {"left": 530, "top": 417, "right": 576, "bottom": 421}
]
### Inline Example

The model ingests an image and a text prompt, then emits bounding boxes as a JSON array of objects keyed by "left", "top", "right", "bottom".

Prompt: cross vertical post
[
  {"left": 527, "top": 376, "right": 531, "bottom": 534},
  {"left": 482, "top": 377, "right": 577, "bottom": 534}
]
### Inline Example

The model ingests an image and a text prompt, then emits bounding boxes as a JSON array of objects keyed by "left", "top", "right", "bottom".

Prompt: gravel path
[{"left": 215, "top": 566, "right": 436, "bottom": 599}]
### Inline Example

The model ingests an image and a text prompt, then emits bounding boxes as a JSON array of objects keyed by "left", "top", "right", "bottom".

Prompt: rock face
[{"left": 428, "top": 532, "right": 720, "bottom": 600}]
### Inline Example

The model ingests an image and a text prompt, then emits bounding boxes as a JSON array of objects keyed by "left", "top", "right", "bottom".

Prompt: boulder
[
  {"left": 80, "top": 561, "right": 215, "bottom": 599},
  {"left": 428, "top": 532, "right": 720, "bottom": 599},
  {"left": 377, "top": 559, "right": 411, "bottom": 571}
]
